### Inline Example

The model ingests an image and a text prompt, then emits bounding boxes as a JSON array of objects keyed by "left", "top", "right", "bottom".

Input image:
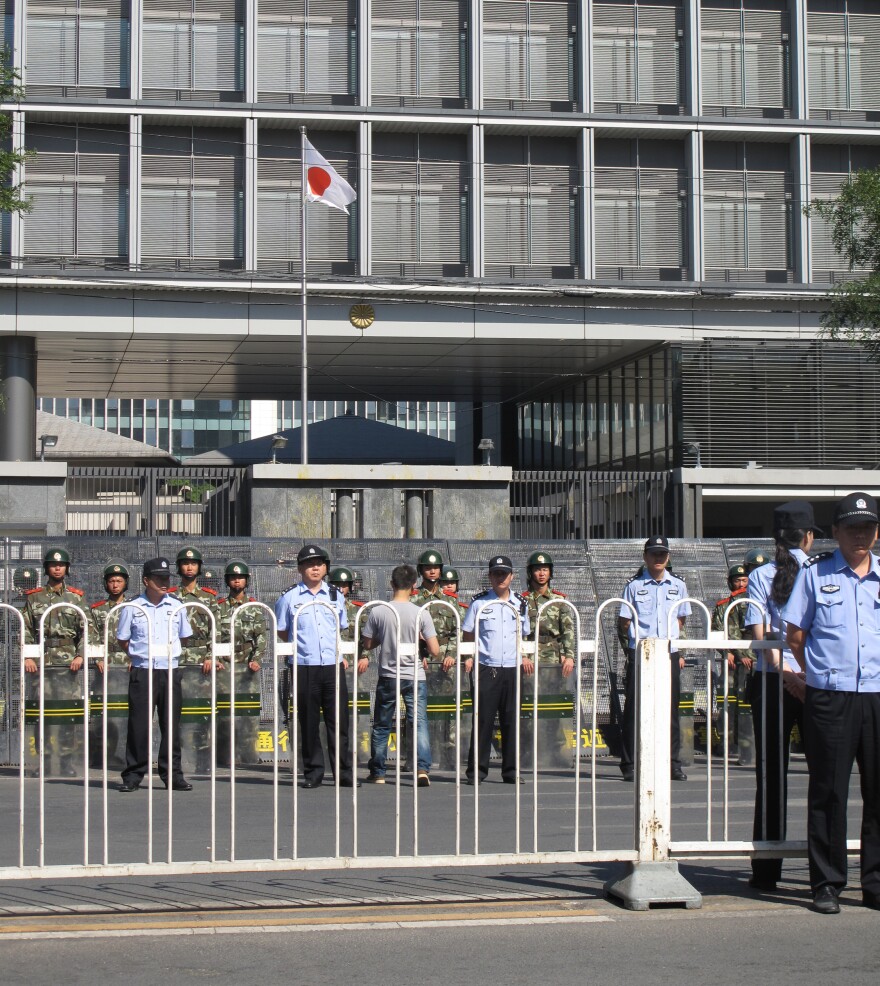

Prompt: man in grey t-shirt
[{"left": 358, "top": 565, "right": 444, "bottom": 786}]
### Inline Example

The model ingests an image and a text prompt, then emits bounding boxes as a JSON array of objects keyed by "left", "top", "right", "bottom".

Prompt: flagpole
[{"left": 300, "top": 125, "right": 309, "bottom": 466}]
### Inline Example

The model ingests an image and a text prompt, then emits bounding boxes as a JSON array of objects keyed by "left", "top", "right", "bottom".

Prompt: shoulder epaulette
[
  {"left": 169, "top": 586, "right": 179, "bottom": 593},
  {"left": 473, "top": 589, "right": 489, "bottom": 600},
  {"left": 805, "top": 551, "right": 834, "bottom": 568},
  {"left": 248, "top": 596, "right": 257, "bottom": 603},
  {"left": 68, "top": 587, "right": 84, "bottom": 596},
  {"left": 458, "top": 600, "right": 468, "bottom": 609},
  {"left": 410, "top": 588, "right": 418, "bottom": 596},
  {"left": 352, "top": 600, "right": 364, "bottom": 607},
  {"left": 202, "top": 587, "right": 217, "bottom": 596},
  {"left": 625, "top": 573, "right": 641, "bottom": 584},
  {"left": 715, "top": 594, "right": 733, "bottom": 607},
  {"left": 551, "top": 589, "right": 567, "bottom": 598},
  {"left": 25, "top": 587, "right": 42, "bottom": 596},
  {"left": 90, "top": 600, "right": 108, "bottom": 609}
]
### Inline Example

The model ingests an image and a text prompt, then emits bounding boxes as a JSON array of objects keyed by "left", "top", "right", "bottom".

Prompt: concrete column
[
  {"left": 405, "top": 490, "right": 424, "bottom": 539},
  {"left": 336, "top": 490, "right": 356, "bottom": 538},
  {"left": 793, "top": 134, "right": 811, "bottom": 283},
  {"left": 128, "top": 115, "right": 142, "bottom": 268},
  {"left": 687, "top": 131, "right": 704, "bottom": 281},
  {"left": 579, "top": 128, "right": 595, "bottom": 279},
  {"left": 791, "top": 0, "right": 809, "bottom": 120},
  {"left": 245, "top": 118, "right": 258, "bottom": 271},
  {"left": 684, "top": 0, "right": 702, "bottom": 116},
  {"left": 129, "top": 0, "right": 143, "bottom": 99},
  {"left": 0, "top": 337, "right": 37, "bottom": 462}
]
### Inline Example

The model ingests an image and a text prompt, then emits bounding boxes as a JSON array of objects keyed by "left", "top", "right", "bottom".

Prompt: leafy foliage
[
  {"left": 0, "top": 54, "right": 32, "bottom": 216},
  {"left": 809, "top": 169, "right": 880, "bottom": 361}
]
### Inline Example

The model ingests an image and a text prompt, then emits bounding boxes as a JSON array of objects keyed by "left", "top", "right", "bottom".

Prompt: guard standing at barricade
[
  {"left": 783, "top": 492, "right": 880, "bottom": 915},
  {"left": 462, "top": 555, "right": 531, "bottom": 785},
  {"left": 523, "top": 551, "right": 576, "bottom": 768},
  {"left": 328, "top": 567, "right": 365, "bottom": 647},
  {"left": 116, "top": 556, "right": 193, "bottom": 792},
  {"left": 216, "top": 560, "right": 267, "bottom": 766},
  {"left": 12, "top": 566, "right": 39, "bottom": 599},
  {"left": 88, "top": 560, "right": 131, "bottom": 768},
  {"left": 173, "top": 546, "right": 222, "bottom": 773},
  {"left": 617, "top": 536, "right": 691, "bottom": 783},
  {"left": 275, "top": 545, "right": 359, "bottom": 789},
  {"left": 711, "top": 564, "right": 755, "bottom": 752},
  {"left": 744, "top": 501, "right": 820, "bottom": 893},
  {"left": 22, "top": 548, "right": 88, "bottom": 778}
]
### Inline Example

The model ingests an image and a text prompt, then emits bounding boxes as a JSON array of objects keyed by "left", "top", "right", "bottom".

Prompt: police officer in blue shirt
[
  {"left": 743, "top": 500, "right": 821, "bottom": 892},
  {"left": 275, "top": 544, "right": 358, "bottom": 789},
  {"left": 617, "top": 536, "right": 691, "bottom": 782},
  {"left": 462, "top": 555, "right": 531, "bottom": 785},
  {"left": 116, "top": 557, "right": 194, "bottom": 793},
  {"left": 784, "top": 492, "right": 880, "bottom": 915}
]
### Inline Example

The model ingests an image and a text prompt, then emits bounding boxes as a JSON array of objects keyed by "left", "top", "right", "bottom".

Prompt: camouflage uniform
[
  {"left": 525, "top": 585, "right": 576, "bottom": 767},
  {"left": 413, "top": 584, "right": 464, "bottom": 770},
  {"left": 89, "top": 596, "right": 130, "bottom": 768},
  {"left": 711, "top": 585, "right": 755, "bottom": 748},
  {"left": 340, "top": 599, "right": 365, "bottom": 645},
  {"left": 175, "top": 583, "right": 222, "bottom": 772},
  {"left": 23, "top": 579, "right": 89, "bottom": 774},
  {"left": 217, "top": 592, "right": 268, "bottom": 765}
]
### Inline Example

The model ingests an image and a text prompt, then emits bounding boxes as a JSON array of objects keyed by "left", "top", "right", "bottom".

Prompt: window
[
  {"left": 372, "top": 1, "right": 466, "bottom": 106},
  {"left": 141, "top": 127, "right": 243, "bottom": 270},
  {"left": 483, "top": 0, "right": 576, "bottom": 110},
  {"left": 372, "top": 133, "right": 469, "bottom": 277},
  {"left": 258, "top": 0, "right": 355, "bottom": 103},
  {"left": 593, "top": 2, "right": 682, "bottom": 112},
  {"left": 256, "top": 131, "right": 356, "bottom": 274},
  {"left": 26, "top": 0, "right": 130, "bottom": 95},
  {"left": 142, "top": 0, "right": 243, "bottom": 100},
  {"left": 23, "top": 123, "right": 129, "bottom": 263},
  {"left": 808, "top": 3, "right": 880, "bottom": 116}
]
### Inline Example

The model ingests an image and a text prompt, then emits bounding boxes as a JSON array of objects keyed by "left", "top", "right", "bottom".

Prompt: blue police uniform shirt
[
  {"left": 116, "top": 594, "right": 193, "bottom": 670},
  {"left": 782, "top": 548, "right": 880, "bottom": 693},
  {"left": 274, "top": 581, "right": 347, "bottom": 666},
  {"left": 744, "top": 547, "right": 808, "bottom": 672},
  {"left": 619, "top": 570, "right": 691, "bottom": 652},
  {"left": 462, "top": 589, "right": 530, "bottom": 667}
]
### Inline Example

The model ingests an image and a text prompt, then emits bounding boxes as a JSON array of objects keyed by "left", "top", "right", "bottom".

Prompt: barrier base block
[{"left": 603, "top": 861, "right": 702, "bottom": 911}]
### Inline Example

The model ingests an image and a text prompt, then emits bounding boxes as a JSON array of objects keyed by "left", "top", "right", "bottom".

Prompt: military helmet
[
  {"left": 727, "top": 564, "right": 748, "bottom": 585},
  {"left": 43, "top": 547, "right": 70, "bottom": 572},
  {"left": 176, "top": 546, "right": 203, "bottom": 569},
  {"left": 439, "top": 567, "right": 460, "bottom": 584},
  {"left": 13, "top": 567, "right": 38, "bottom": 590},
  {"left": 417, "top": 549, "right": 444, "bottom": 571},
  {"left": 527, "top": 550, "right": 554, "bottom": 576},
  {"left": 103, "top": 560, "right": 130, "bottom": 582},
  {"left": 328, "top": 566, "right": 354, "bottom": 585},
  {"left": 743, "top": 548, "right": 770, "bottom": 571},
  {"left": 225, "top": 559, "right": 250, "bottom": 580},
  {"left": 297, "top": 544, "right": 330, "bottom": 565}
]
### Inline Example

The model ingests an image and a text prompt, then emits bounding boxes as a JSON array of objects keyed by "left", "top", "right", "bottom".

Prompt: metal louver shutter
[
  {"left": 808, "top": 13, "right": 848, "bottom": 111},
  {"left": 702, "top": 8, "right": 787, "bottom": 110},
  {"left": 141, "top": 155, "right": 193, "bottom": 258},
  {"left": 483, "top": 0, "right": 571, "bottom": 103},
  {"left": 143, "top": 1, "right": 193, "bottom": 90},
  {"left": 258, "top": 0, "right": 352, "bottom": 96},
  {"left": 810, "top": 172, "right": 849, "bottom": 280},
  {"left": 595, "top": 166, "right": 639, "bottom": 266},
  {"left": 372, "top": 1, "right": 462, "bottom": 99},
  {"left": 24, "top": 152, "right": 77, "bottom": 255},
  {"left": 75, "top": 152, "right": 126, "bottom": 256},
  {"left": 593, "top": 4, "right": 637, "bottom": 104},
  {"left": 191, "top": 155, "right": 238, "bottom": 258},
  {"left": 79, "top": 2, "right": 128, "bottom": 87},
  {"left": 26, "top": 2, "right": 78, "bottom": 85},
  {"left": 193, "top": 1, "right": 241, "bottom": 91},
  {"left": 743, "top": 11, "right": 787, "bottom": 109},
  {"left": 635, "top": 4, "right": 680, "bottom": 105},
  {"left": 848, "top": 14, "right": 880, "bottom": 112}
]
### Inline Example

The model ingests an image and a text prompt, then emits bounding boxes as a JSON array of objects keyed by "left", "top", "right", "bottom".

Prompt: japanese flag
[{"left": 304, "top": 138, "right": 357, "bottom": 214}]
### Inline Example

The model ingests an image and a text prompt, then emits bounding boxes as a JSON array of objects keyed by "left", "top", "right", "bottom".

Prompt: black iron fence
[
  {"left": 65, "top": 467, "right": 251, "bottom": 537},
  {"left": 510, "top": 471, "right": 673, "bottom": 540}
]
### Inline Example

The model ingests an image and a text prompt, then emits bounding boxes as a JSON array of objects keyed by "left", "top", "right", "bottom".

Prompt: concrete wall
[
  {"left": 0, "top": 463, "right": 67, "bottom": 536},
  {"left": 250, "top": 465, "right": 512, "bottom": 540}
]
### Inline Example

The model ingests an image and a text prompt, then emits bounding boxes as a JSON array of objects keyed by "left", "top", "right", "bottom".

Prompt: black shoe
[
  {"left": 811, "top": 887, "right": 841, "bottom": 914},
  {"left": 170, "top": 779, "right": 192, "bottom": 791},
  {"left": 60, "top": 762, "right": 77, "bottom": 778},
  {"left": 301, "top": 778, "right": 322, "bottom": 789},
  {"left": 748, "top": 876, "right": 778, "bottom": 893},
  {"left": 863, "top": 891, "right": 880, "bottom": 910},
  {"left": 118, "top": 781, "right": 141, "bottom": 793},
  {"left": 339, "top": 779, "right": 362, "bottom": 788},
  {"left": 503, "top": 776, "right": 524, "bottom": 785},
  {"left": 621, "top": 768, "right": 634, "bottom": 782},
  {"left": 465, "top": 777, "right": 482, "bottom": 786},
  {"left": 671, "top": 768, "right": 688, "bottom": 782}
]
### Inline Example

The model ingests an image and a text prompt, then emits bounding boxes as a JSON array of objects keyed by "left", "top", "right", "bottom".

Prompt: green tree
[
  {"left": 0, "top": 54, "right": 31, "bottom": 215},
  {"left": 809, "top": 168, "right": 880, "bottom": 360}
]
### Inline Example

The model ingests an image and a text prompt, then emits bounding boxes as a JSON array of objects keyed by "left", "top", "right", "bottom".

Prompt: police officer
[
  {"left": 462, "top": 555, "right": 531, "bottom": 785},
  {"left": 22, "top": 548, "right": 88, "bottom": 777},
  {"left": 275, "top": 545, "right": 358, "bottom": 789},
  {"left": 783, "top": 492, "right": 880, "bottom": 914},
  {"left": 617, "top": 536, "right": 691, "bottom": 782},
  {"left": 89, "top": 560, "right": 131, "bottom": 768},
  {"left": 174, "top": 546, "right": 222, "bottom": 773},
  {"left": 217, "top": 560, "right": 267, "bottom": 766},
  {"left": 744, "top": 500, "right": 820, "bottom": 893}
]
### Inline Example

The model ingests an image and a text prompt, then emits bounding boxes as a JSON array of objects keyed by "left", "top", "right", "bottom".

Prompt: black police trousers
[
  {"left": 293, "top": 664, "right": 354, "bottom": 784},
  {"left": 467, "top": 665, "right": 519, "bottom": 782},
  {"left": 803, "top": 687, "right": 880, "bottom": 897},
  {"left": 123, "top": 667, "right": 183, "bottom": 786},
  {"left": 620, "top": 648, "right": 682, "bottom": 773}
]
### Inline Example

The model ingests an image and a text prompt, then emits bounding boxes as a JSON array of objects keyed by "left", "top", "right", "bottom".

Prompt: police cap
[
  {"left": 103, "top": 560, "right": 130, "bottom": 581},
  {"left": 834, "top": 491, "right": 879, "bottom": 527},
  {"left": 328, "top": 567, "right": 354, "bottom": 585},
  {"left": 644, "top": 535, "right": 669, "bottom": 554},
  {"left": 297, "top": 544, "right": 330, "bottom": 565},
  {"left": 488, "top": 555, "right": 514, "bottom": 574},
  {"left": 225, "top": 560, "right": 250, "bottom": 579},
  {"left": 143, "top": 557, "right": 172, "bottom": 579}
]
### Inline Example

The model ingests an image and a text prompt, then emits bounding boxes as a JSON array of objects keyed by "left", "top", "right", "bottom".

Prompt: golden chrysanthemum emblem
[{"left": 350, "top": 304, "right": 375, "bottom": 329}]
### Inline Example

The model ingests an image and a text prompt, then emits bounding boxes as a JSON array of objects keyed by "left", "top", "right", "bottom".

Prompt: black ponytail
[{"left": 770, "top": 529, "right": 807, "bottom": 608}]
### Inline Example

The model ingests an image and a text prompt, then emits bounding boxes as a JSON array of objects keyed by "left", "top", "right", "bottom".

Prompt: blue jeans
[{"left": 369, "top": 676, "right": 431, "bottom": 775}]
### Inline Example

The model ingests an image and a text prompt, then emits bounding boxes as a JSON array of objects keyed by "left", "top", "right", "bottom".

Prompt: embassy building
[{"left": 2, "top": 1, "right": 880, "bottom": 536}]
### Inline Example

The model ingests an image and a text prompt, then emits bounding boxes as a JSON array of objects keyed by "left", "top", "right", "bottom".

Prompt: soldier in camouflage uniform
[
  {"left": 88, "top": 560, "right": 131, "bottom": 768},
  {"left": 22, "top": 548, "right": 89, "bottom": 777},
  {"left": 523, "top": 551, "right": 576, "bottom": 768},
  {"left": 216, "top": 560, "right": 267, "bottom": 766},
  {"left": 328, "top": 567, "right": 366, "bottom": 648},
  {"left": 173, "top": 546, "right": 222, "bottom": 773},
  {"left": 412, "top": 552, "right": 459, "bottom": 769}
]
